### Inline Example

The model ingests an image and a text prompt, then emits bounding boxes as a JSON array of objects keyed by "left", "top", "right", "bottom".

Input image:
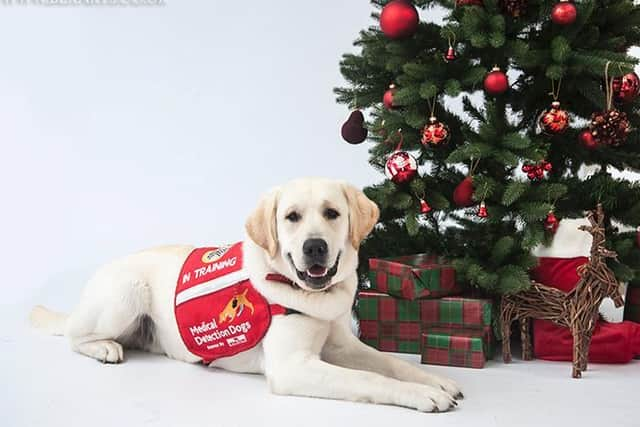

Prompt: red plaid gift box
[
  {"left": 368, "top": 254, "right": 463, "bottom": 300},
  {"left": 421, "top": 328, "right": 488, "bottom": 369}
]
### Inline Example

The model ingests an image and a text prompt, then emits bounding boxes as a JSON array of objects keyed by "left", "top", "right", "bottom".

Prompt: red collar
[{"left": 265, "top": 273, "right": 296, "bottom": 287}]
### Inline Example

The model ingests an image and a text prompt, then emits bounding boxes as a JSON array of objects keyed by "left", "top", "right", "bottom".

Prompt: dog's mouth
[{"left": 287, "top": 252, "right": 341, "bottom": 290}]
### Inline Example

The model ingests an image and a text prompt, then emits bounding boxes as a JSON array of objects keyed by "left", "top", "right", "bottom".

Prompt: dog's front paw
[
  {"left": 420, "top": 373, "right": 463, "bottom": 400},
  {"left": 405, "top": 384, "right": 457, "bottom": 413}
]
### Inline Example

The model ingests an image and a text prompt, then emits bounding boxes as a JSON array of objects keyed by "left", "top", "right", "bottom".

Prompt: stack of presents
[{"left": 357, "top": 254, "right": 494, "bottom": 368}]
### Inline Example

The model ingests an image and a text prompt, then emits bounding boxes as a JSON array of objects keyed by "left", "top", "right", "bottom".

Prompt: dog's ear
[
  {"left": 245, "top": 188, "right": 280, "bottom": 258},
  {"left": 342, "top": 183, "right": 380, "bottom": 250}
]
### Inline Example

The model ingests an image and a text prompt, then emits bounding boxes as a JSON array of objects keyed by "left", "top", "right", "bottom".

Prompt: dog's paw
[
  {"left": 420, "top": 373, "right": 463, "bottom": 400},
  {"left": 77, "top": 340, "right": 124, "bottom": 364},
  {"left": 411, "top": 385, "right": 458, "bottom": 413}
]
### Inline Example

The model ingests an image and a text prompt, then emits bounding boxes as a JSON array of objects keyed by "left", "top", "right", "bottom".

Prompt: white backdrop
[{"left": 0, "top": 2, "right": 637, "bottom": 310}]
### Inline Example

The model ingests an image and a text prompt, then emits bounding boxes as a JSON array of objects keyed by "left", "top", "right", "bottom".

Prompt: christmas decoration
[
  {"left": 421, "top": 327, "right": 491, "bottom": 369},
  {"left": 444, "top": 45, "right": 456, "bottom": 62},
  {"left": 579, "top": 129, "right": 598, "bottom": 149},
  {"left": 544, "top": 210, "right": 559, "bottom": 234},
  {"left": 534, "top": 257, "right": 640, "bottom": 364},
  {"left": 383, "top": 84, "right": 397, "bottom": 110},
  {"left": 484, "top": 66, "right": 509, "bottom": 95},
  {"left": 453, "top": 176, "right": 474, "bottom": 207},
  {"left": 368, "top": 254, "right": 461, "bottom": 300},
  {"left": 501, "top": 0, "right": 527, "bottom": 18},
  {"left": 501, "top": 205, "right": 625, "bottom": 378},
  {"left": 612, "top": 72, "right": 640, "bottom": 104},
  {"left": 551, "top": 0, "right": 577, "bottom": 25},
  {"left": 589, "top": 109, "right": 631, "bottom": 147},
  {"left": 456, "top": 0, "right": 483, "bottom": 5},
  {"left": 385, "top": 150, "right": 418, "bottom": 184},
  {"left": 421, "top": 116, "right": 450, "bottom": 146},
  {"left": 477, "top": 201, "right": 488, "bottom": 218},
  {"left": 419, "top": 198, "right": 432, "bottom": 214},
  {"left": 539, "top": 101, "right": 569, "bottom": 134},
  {"left": 340, "top": 110, "right": 368, "bottom": 144},
  {"left": 522, "top": 160, "right": 552, "bottom": 181},
  {"left": 379, "top": 0, "right": 419, "bottom": 39}
]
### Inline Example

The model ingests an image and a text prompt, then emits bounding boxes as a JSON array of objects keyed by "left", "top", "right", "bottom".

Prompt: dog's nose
[{"left": 303, "top": 238, "right": 328, "bottom": 263}]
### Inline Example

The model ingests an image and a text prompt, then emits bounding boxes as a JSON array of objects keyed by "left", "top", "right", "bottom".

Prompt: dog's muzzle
[{"left": 287, "top": 252, "right": 341, "bottom": 290}]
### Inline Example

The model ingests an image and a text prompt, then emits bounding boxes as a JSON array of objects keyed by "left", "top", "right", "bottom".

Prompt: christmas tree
[{"left": 336, "top": 0, "right": 640, "bottom": 295}]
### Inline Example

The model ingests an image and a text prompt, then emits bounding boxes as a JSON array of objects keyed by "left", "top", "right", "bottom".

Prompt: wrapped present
[
  {"left": 357, "top": 291, "right": 494, "bottom": 358},
  {"left": 368, "top": 254, "right": 463, "bottom": 300},
  {"left": 423, "top": 325, "right": 494, "bottom": 360},
  {"left": 421, "top": 328, "right": 489, "bottom": 369},
  {"left": 624, "top": 283, "right": 640, "bottom": 323}
]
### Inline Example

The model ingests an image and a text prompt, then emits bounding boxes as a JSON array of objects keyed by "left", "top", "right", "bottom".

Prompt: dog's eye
[
  {"left": 324, "top": 208, "right": 340, "bottom": 220},
  {"left": 285, "top": 211, "right": 301, "bottom": 222}
]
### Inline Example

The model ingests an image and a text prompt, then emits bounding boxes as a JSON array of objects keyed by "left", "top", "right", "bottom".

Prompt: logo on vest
[
  {"left": 201, "top": 246, "right": 231, "bottom": 264},
  {"left": 219, "top": 288, "right": 254, "bottom": 324}
]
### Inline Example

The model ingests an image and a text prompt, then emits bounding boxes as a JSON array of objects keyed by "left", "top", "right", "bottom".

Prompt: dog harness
[{"left": 174, "top": 242, "right": 294, "bottom": 363}]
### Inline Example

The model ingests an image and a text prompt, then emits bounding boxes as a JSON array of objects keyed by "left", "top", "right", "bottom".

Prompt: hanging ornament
[
  {"left": 551, "top": 0, "right": 577, "bottom": 25},
  {"left": 384, "top": 130, "right": 418, "bottom": 185},
  {"left": 544, "top": 210, "right": 560, "bottom": 234},
  {"left": 421, "top": 116, "right": 450, "bottom": 146},
  {"left": 456, "top": 0, "right": 483, "bottom": 5},
  {"left": 383, "top": 84, "right": 398, "bottom": 110},
  {"left": 612, "top": 72, "right": 640, "bottom": 104},
  {"left": 419, "top": 198, "right": 432, "bottom": 214},
  {"left": 579, "top": 129, "right": 598, "bottom": 150},
  {"left": 539, "top": 101, "right": 569, "bottom": 134},
  {"left": 484, "top": 66, "right": 509, "bottom": 95},
  {"left": 380, "top": 0, "right": 419, "bottom": 39},
  {"left": 501, "top": 0, "right": 527, "bottom": 18},
  {"left": 341, "top": 110, "right": 368, "bottom": 144},
  {"left": 522, "top": 160, "right": 552, "bottom": 181},
  {"left": 590, "top": 62, "right": 632, "bottom": 147},
  {"left": 477, "top": 201, "right": 489, "bottom": 218},
  {"left": 453, "top": 176, "right": 474, "bottom": 207},
  {"left": 444, "top": 31, "right": 457, "bottom": 62}
]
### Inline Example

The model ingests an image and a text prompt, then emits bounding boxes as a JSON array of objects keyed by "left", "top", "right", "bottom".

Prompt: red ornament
[
  {"left": 453, "top": 176, "right": 474, "bottom": 207},
  {"left": 589, "top": 109, "right": 631, "bottom": 147},
  {"left": 383, "top": 84, "right": 397, "bottom": 110},
  {"left": 522, "top": 160, "right": 552, "bottom": 181},
  {"left": 421, "top": 116, "right": 450, "bottom": 146},
  {"left": 385, "top": 150, "right": 418, "bottom": 184},
  {"left": 477, "top": 201, "right": 488, "bottom": 218},
  {"left": 612, "top": 72, "right": 640, "bottom": 104},
  {"left": 444, "top": 46, "right": 456, "bottom": 62},
  {"left": 341, "top": 110, "right": 368, "bottom": 144},
  {"left": 545, "top": 211, "right": 560, "bottom": 234},
  {"left": 420, "top": 198, "right": 432, "bottom": 214},
  {"left": 380, "top": 0, "right": 419, "bottom": 39},
  {"left": 551, "top": 0, "right": 577, "bottom": 25},
  {"left": 484, "top": 67, "right": 509, "bottom": 95},
  {"left": 579, "top": 129, "right": 597, "bottom": 149},
  {"left": 539, "top": 101, "right": 570, "bottom": 134}
]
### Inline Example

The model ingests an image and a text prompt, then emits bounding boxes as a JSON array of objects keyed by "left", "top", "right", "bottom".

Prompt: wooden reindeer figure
[{"left": 500, "top": 204, "right": 625, "bottom": 378}]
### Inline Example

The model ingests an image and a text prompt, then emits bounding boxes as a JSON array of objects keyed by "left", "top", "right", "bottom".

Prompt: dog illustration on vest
[{"left": 219, "top": 288, "right": 255, "bottom": 324}]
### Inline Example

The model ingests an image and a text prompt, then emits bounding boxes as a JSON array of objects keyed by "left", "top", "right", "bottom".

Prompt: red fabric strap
[{"left": 265, "top": 273, "right": 296, "bottom": 316}]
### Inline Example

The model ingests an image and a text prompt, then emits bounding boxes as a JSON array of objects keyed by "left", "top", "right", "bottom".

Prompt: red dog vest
[{"left": 174, "top": 242, "right": 287, "bottom": 363}]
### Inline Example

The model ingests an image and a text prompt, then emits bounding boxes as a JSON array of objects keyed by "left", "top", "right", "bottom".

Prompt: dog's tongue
[{"left": 307, "top": 265, "right": 328, "bottom": 278}]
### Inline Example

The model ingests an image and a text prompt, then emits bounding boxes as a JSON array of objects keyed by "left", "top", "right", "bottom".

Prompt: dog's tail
[{"left": 29, "top": 305, "right": 68, "bottom": 336}]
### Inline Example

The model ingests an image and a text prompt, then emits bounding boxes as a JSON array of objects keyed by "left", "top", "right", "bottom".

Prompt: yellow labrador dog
[{"left": 30, "top": 178, "right": 461, "bottom": 412}]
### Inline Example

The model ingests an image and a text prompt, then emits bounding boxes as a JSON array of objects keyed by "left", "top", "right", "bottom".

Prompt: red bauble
[
  {"left": 380, "top": 0, "right": 419, "bottom": 39},
  {"left": 341, "top": 110, "right": 368, "bottom": 144},
  {"left": 484, "top": 67, "right": 509, "bottom": 95},
  {"left": 419, "top": 198, "right": 432, "bottom": 214},
  {"left": 385, "top": 150, "right": 418, "bottom": 184},
  {"left": 579, "top": 129, "right": 598, "bottom": 149},
  {"left": 551, "top": 0, "right": 577, "bottom": 25},
  {"left": 453, "top": 176, "right": 474, "bottom": 207},
  {"left": 522, "top": 161, "right": 552, "bottom": 181},
  {"left": 383, "top": 84, "right": 397, "bottom": 110},
  {"left": 612, "top": 72, "right": 640, "bottom": 104},
  {"left": 444, "top": 46, "right": 456, "bottom": 62},
  {"left": 477, "top": 201, "right": 488, "bottom": 218},
  {"left": 421, "top": 116, "right": 450, "bottom": 146},
  {"left": 545, "top": 211, "right": 560, "bottom": 234},
  {"left": 539, "top": 101, "right": 570, "bottom": 134}
]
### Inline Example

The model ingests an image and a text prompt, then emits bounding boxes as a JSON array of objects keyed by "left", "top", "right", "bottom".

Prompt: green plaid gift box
[
  {"left": 420, "top": 297, "right": 492, "bottom": 330},
  {"left": 368, "top": 254, "right": 463, "bottom": 300},
  {"left": 421, "top": 328, "right": 488, "bottom": 369},
  {"left": 624, "top": 283, "right": 640, "bottom": 323}
]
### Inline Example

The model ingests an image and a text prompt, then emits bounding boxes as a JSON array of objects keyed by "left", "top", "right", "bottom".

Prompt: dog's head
[{"left": 245, "top": 178, "right": 379, "bottom": 292}]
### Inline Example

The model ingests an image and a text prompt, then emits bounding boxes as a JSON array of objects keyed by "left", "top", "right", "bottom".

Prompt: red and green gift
[
  {"left": 368, "top": 254, "right": 463, "bottom": 300},
  {"left": 421, "top": 327, "right": 489, "bottom": 369}
]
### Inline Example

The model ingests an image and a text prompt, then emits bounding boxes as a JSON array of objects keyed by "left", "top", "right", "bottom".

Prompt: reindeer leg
[
  {"left": 520, "top": 318, "right": 533, "bottom": 361},
  {"left": 579, "top": 326, "right": 595, "bottom": 372},
  {"left": 501, "top": 308, "right": 513, "bottom": 363},
  {"left": 571, "top": 324, "right": 582, "bottom": 379}
]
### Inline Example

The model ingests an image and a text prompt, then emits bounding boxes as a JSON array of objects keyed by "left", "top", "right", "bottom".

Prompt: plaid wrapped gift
[
  {"left": 420, "top": 297, "right": 492, "bottom": 330},
  {"left": 368, "top": 254, "right": 463, "bottom": 300},
  {"left": 624, "top": 283, "right": 640, "bottom": 323},
  {"left": 421, "top": 328, "right": 488, "bottom": 369}
]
